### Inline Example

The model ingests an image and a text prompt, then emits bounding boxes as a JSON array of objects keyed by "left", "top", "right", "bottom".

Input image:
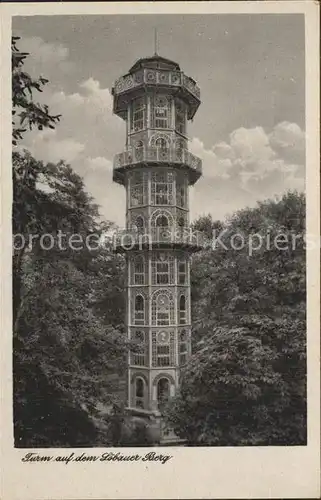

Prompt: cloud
[
  {"left": 85, "top": 156, "right": 113, "bottom": 172},
  {"left": 19, "top": 74, "right": 125, "bottom": 224},
  {"left": 22, "top": 36, "right": 69, "bottom": 64},
  {"left": 25, "top": 128, "right": 85, "bottom": 164},
  {"left": 21, "top": 74, "right": 122, "bottom": 171},
  {"left": 48, "top": 78, "right": 114, "bottom": 117},
  {"left": 189, "top": 122, "right": 305, "bottom": 222},
  {"left": 45, "top": 78, "right": 122, "bottom": 156},
  {"left": 189, "top": 137, "right": 231, "bottom": 180},
  {"left": 269, "top": 121, "right": 305, "bottom": 164},
  {"left": 190, "top": 122, "right": 305, "bottom": 184}
]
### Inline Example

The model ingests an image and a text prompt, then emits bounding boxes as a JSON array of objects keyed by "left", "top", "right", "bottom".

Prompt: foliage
[
  {"left": 100, "top": 404, "right": 161, "bottom": 447},
  {"left": 12, "top": 36, "right": 61, "bottom": 145},
  {"left": 12, "top": 38, "right": 128, "bottom": 447},
  {"left": 166, "top": 192, "right": 306, "bottom": 446},
  {"left": 13, "top": 155, "right": 127, "bottom": 446}
]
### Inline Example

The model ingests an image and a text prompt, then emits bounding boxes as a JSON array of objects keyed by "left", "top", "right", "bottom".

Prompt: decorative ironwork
[
  {"left": 113, "top": 69, "right": 201, "bottom": 100},
  {"left": 114, "top": 226, "right": 207, "bottom": 249},
  {"left": 131, "top": 290, "right": 148, "bottom": 325},
  {"left": 175, "top": 99, "right": 186, "bottom": 135},
  {"left": 131, "top": 329, "right": 148, "bottom": 367},
  {"left": 179, "top": 328, "right": 189, "bottom": 366},
  {"left": 151, "top": 252, "right": 175, "bottom": 285},
  {"left": 151, "top": 208, "right": 174, "bottom": 229},
  {"left": 132, "top": 254, "right": 145, "bottom": 285},
  {"left": 151, "top": 289, "right": 175, "bottom": 326},
  {"left": 178, "top": 294, "right": 187, "bottom": 324},
  {"left": 177, "top": 257, "right": 188, "bottom": 285},
  {"left": 129, "top": 171, "right": 148, "bottom": 207},
  {"left": 131, "top": 97, "right": 146, "bottom": 132},
  {"left": 114, "top": 146, "right": 202, "bottom": 175},
  {"left": 113, "top": 55, "right": 202, "bottom": 414},
  {"left": 151, "top": 171, "right": 174, "bottom": 205},
  {"left": 130, "top": 213, "right": 145, "bottom": 233},
  {"left": 152, "top": 95, "right": 171, "bottom": 129},
  {"left": 149, "top": 132, "right": 172, "bottom": 147},
  {"left": 152, "top": 329, "right": 175, "bottom": 367},
  {"left": 176, "top": 175, "right": 187, "bottom": 208}
]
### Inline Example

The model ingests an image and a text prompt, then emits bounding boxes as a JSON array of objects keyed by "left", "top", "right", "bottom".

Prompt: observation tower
[{"left": 112, "top": 52, "right": 203, "bottom": 433}]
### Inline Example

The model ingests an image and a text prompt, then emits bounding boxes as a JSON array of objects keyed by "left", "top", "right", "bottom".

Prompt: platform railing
[
  {"left": 113, "top": 226, "right": 208, "bottom": 250},
  {"left": 113, "top": 146, "right": 202, "bottom": 173},
  {"left": 113, "top": 69, "right": 200, "bottom": 100}
]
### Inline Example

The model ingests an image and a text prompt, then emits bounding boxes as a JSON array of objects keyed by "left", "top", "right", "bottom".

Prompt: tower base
[{"left": 125, "top": 406, "right": 186, "bottom": 446}]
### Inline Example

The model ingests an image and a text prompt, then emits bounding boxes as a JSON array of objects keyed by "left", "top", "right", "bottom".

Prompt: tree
[
  {"left": 12, "top": 36, "right": 60, "bottom": 145},
  {"left": 166, "top": 192, "right": 306, "bottom": 446},
  {"left": 12, "top": 37, "right": 129, "bottom": 446}
]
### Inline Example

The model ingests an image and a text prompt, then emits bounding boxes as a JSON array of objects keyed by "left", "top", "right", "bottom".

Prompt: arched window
[
  {"left": 151, "top": 252, "right": 174, "bottom": 285},
  {"left": 132, "top": 215, "right": 144, "bottom": 234},
  {"left": 131, "top": 98, "right": 146, "bottom": 131},
  {"left": 156, "top": 215, "right": 169, "bottom": 241},
  {"left": 152, "top": 331, "right": 175, "bottom": 367},
  {"left": 177, "top": 258, "right": 187, "bottom": 285},
  {"left": 152, "top": 290, "right": 174, "bottom": 326},
  {"left": 155, "top": 137, "right": 168, "bottom": 150},
  {"left": 135, "top": 377, "right": 145, "bottom": 408},
  {"left": 156, "top": 214, "right": 169, "bottom": 228},
  {"left": 133, "top": 255, "right": 145, "bottom": 285},
  {"left": 154, "top": 96, "right": 170, "bottom": 129},
  {"left": 151, "top": 172, "right": 174, "bottom": 205},
  {"left": 134, "top": 294, "right": 145, "bottom": 325},
  {"left": 179, "top": 295, "right": 187, "bottom": 324},
  {"left": 134, "top": 140, "right": 144, "bottom": 161},
  {"left": 151, "top": 210, "right": 173, "bottom": 242},
  {"left": 157, "top": 378, "right": 170, "bottom": 409}
]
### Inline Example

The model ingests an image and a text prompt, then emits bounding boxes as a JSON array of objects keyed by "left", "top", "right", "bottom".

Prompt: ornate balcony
[
  {"left": 112, "top": 68, "right": 200, "bottom": 119},
  {"left": 113, "top": 227, "right": 208, "bottom": 252},
  {"left": 114, "top": 69, "right": 200, "bottom": 99},
  {"left": 113, "top": 146, "right": 202, "bottom": 185}
]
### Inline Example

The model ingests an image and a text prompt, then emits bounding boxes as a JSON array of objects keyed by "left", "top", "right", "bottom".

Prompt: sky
[{"left": 13, "top": 14, "right": 305, "bottom": 227}]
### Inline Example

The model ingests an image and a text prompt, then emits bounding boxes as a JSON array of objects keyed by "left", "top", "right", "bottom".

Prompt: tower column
[{"left": 112, "top": 54, "right": 202, "bottom": 423}]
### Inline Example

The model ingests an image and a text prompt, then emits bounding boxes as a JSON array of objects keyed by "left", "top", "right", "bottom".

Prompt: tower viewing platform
[
  {"left": 113, "top": 145, "right": 202, "bottom": 185},
  {"left": 113, "top": 226, "right": 207, "bottom": 252},
  {"left": 112, "top": 55, "right": 200, "bottom": 120}
]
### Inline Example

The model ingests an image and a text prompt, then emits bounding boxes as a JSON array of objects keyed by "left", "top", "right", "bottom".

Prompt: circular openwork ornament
[
  {"left": 157, "top": 331, "right": 169, "bottom": 343},
  {"left": 171, "top": 72, "right": 180, "bottom": 84},
  {"left": 124, "top": 76, "right": 134, "bottom": 89},
  {"left": 147, "top": 71, "right": 156, "bottom": 82}
]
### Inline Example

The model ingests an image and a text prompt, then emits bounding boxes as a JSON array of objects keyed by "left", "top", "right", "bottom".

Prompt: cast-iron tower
[{"left": 112, "top": 53, "right": 202, "bottom": 421}]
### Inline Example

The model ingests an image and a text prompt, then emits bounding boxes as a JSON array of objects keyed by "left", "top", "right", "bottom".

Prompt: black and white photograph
[{"left": 1, "top": 2, "right": 320, "bottom": 499}]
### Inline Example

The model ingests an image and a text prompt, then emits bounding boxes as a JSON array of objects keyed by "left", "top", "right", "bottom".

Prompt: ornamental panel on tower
[{"left": 112, "top": 54, "right": 202, "bottom": 415}]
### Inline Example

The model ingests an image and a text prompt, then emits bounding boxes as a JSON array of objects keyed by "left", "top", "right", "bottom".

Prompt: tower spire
[{"left": 154, "top": 28, "right": 158, "bottom": 55}]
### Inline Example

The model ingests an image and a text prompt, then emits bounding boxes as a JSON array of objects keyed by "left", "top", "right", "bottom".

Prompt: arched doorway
[
  {"left": 157, "top": 377, "right": 170, "bottom": 410},
  {"left": 135, "top": 377, "right": 145, "bottom": 409}
]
